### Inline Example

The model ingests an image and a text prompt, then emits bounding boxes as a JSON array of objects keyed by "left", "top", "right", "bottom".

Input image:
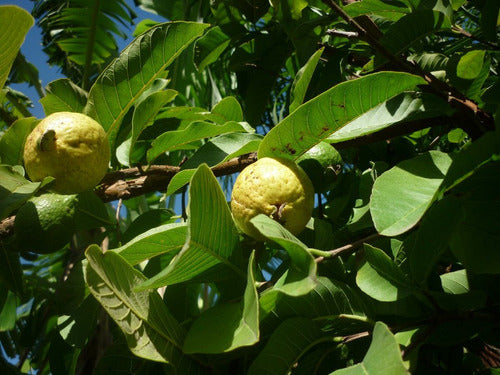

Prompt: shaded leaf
[
  {"left": 183, "top": 252, "right": 259, "bottom": 353},
  {"left": 84, "top": 21, "right": 209, "bottom": 148},
  {"left": 0, "top": 117, "right": 37, "bottom": 165},
  {"left": 376, "top": 10, "right": 451, "bottom": 66},
  {"left": 289, "top": 48, "right": 324, "bottom": 113},
  {"left": 258, "top": 72, "right": 426, "bottom": 160},
  {"left": 0, "top": 6, "right": 34, "bottom": 90},
  {"left": 344, "top": 0, "right": 410, "bottom": 21},
  {"left": 370, "top": 151, "right": 453, "bottom": 236},
  {"left": 248, "top": 317, "right": 324, "bottom": 375}
]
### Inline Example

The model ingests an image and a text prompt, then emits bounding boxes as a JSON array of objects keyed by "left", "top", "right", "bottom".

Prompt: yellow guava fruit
[
  {"left": 231, "top": 157, "right": 315, "bottom": 240},
  {"left": 23, "top": 112, "right": 110, "bottom": 194}
]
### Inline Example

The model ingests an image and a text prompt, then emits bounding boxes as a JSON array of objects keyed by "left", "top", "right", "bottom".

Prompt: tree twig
[
  {"left": 320, "top": 0, "right": 494, "bottom": 137},
  {"left": 314, "top": 232, "right": 381, "bottom": 263}
]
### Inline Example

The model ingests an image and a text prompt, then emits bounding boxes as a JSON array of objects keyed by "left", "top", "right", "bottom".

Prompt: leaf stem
[{"left": 313, "top": 232, "right": 381, "bottom": 263}]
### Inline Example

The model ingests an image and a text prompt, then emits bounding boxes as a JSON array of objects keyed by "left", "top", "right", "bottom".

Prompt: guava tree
[{"left": 0, "top": 0, "right": 499, "bottom": 374}]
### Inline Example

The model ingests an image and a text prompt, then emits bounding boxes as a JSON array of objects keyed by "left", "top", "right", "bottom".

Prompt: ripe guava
[
  {"left": 23, "top": 112, "right": 110, "bottom": 194},
  {"left": 231, "top": 157, "right": 314, "bottom": 240}
]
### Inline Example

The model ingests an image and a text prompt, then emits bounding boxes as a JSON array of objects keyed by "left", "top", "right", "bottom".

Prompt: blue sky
[{"left": 3, "top": 0, "right": 164, "bottom": 118}]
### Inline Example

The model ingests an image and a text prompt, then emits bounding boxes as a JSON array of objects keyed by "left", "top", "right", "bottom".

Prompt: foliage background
[{"left": 0, "top": 0, "right": 499, "bottom": 374}]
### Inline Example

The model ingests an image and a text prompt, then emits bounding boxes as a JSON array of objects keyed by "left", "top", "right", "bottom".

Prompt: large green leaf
[
  {"left": 0, "top": 117, "right": 37, "bottom": 166},
  {"left": 356, "top": 244, "right": 414, "bottom": 302},
  {"left": 84, "top": 245, "right": 203, "bottom": 371},
  {"left": 0, "top": 242, "right": 23, "bottom": 296},
  {"left": 328, "top": 92, "right": 453, "bottom": 143},
  {"left": 331, "top": 322, "right": 408, "bottom": 375},
  {"left": 248, "top": 317, "right": 325, "bottom": 375},
  {"left": 289, "top": 48, "right": 324, "bottom": 113},
  {"left": 39, "top": 79, "right": 88, "bottom": 115},
  {"left": 456, "top": 50, "right": 486, "bottom": 80},
  {"left": 84, "top": 21, "right": 209, "bottom": 148},
  {"left": 147, "top": 121, "right": 248, "bottom": 162},
  {"left": 0, "top": 6, "right": 34, "bottom": 90},
  {"left": 257, "top": 72, "right": 426, "bottom": 160},
  {"left": 251, "top": 215, "right": 317, "bottom": 308},
  {"left": 137, "top": 164, "right": 242, "bottom": 290},
  {"left": 116, "top": 223, "right": 187, "bottom": 266},
  {"left": 183, "top": 252, "right": 259, "bottom": 353},
  {"left": 370, "top": 151, "right": 453, "bottom": 236}
]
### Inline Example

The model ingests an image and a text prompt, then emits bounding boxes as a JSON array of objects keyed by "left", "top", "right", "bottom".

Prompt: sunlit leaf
[
  {"left": 331, "top": 322, "right": 408, "bottom": 375},
  {"left": 0, "top": 6, "right": 33, "bottom": 90},
  {"left": 137, "top": 164, "right": 242, "bottom": 289},
  {"left": 370, "top": 151, "right": 453, "bottom": 236},
  {"left": 0, "top": 117, "right": 37, "bottom": 165},
  {"left": 258, "top": 72, "right": 426, "bottom": 160},
  {"left": 84, "top": 21, "right": 209, "bottom": 148}
]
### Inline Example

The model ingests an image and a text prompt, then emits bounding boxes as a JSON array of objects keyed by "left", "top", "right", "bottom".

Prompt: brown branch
[
  {"left": 96, "top": 152, "right": 257, "bottom": 202},
  {"left": 315, "top": 232, "right": 381, "bottom": 263},
  {"left": 321, "top": 0, "right": 494, "bottom": 137}
]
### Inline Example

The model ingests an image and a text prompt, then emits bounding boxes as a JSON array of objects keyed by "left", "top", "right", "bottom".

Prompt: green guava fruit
[
  {"left": 231, "top": 157, "right": 314, "bottom": 240},
  {"left": 23, "top": 112, "right": 110, "bottom": 194},
  {"left": 14, "top": 193, "right": 78, "bottom": 253},
  {"left": 297, "top": 142, "right": 342, "bottom": 193}
]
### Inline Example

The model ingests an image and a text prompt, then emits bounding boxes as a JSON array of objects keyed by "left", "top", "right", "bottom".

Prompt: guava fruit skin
[
  {"left": 231, "top": 157, "right": 314, "bottom": 240},
  {"left": 23, "top": 112, "right": 110, "bottom": 194}
]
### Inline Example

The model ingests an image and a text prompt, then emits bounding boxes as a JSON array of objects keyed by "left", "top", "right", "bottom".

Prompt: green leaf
[
  {"left": 211, "top": 96, "right": 244, "bottom": 122},
  {"left": 329, "top": 92, "right": 452, "bottom": 143},
  {"left": 356, "top": 244, "right": 414, "bottom": 302},
  {"left": 376, "top": 10, "right": 451, "bottom": 66},
  {"left": 0, "top": 291, "right": 17, "bottom": 331},
  {"left": 121, "top": 208, "right": 176, "bottom": 243},
  {"left": 405, "top": 197, "right": 463, "bottom": 285},
  {"left": 183, "top": 251, "right": 259, "bottom": 354},
  {"left": 0, "top": 6, "right": 34, "bottom": 90},
  {"left": 331, "top": 322, "right": 408, "bottom": 375},
  {"left": 370, "top": 151, "right": 453, "bottom": 236},
  {"left": 84, "top": 21, "right": 209, "bottom": 148},
  {"left": 116, "top": 223, "right": 187, "bottom": 266},
  {"left": 0, "top": 117, "right": 37, "bottom": 165},
  {"left": 0, "top": 165, "right": 52, "bottom": 220},
  {"left": 84, "top": 245, "right": 202, "bottom": 370},
  {"left": 0, "top": 242, "right": 23, "bottom": 296},
  {"left": 57, "top": 295, "right": 99, "bottom": 348},
  {"left": 440, "top": 269, "right": 471, "bottom": 294},
  {"left": 248, "top": 317, "right": 324, "bottom": 375},
  {"left": 258, "top": 72, "right": 426, "bottom": 160},
  {"left": 129, "top": 89, "right": 177, "bottom": 163},
  {"left": 39, "top": 79, "right": 88, "bottom": 115},
  {"left": 456, "top": 50, "right": 486, "bottom": 80},
  {"left": 137, "top": 164, "right": 242, "bottom": 289},
  {"left": 251, "top": 215, "right": 317, "bottom": 299},
  {"left": 344, "top": 0, "right": 410, "bottom": 21},
  {"left": 289, "top": 48, "right": 324, "bottom": 113},
  {"left": 194, "top": 26, "right": 235, "bottom": 71},
  {"left": 147, "top": 121, "right": 248, "bottom": 163}
]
